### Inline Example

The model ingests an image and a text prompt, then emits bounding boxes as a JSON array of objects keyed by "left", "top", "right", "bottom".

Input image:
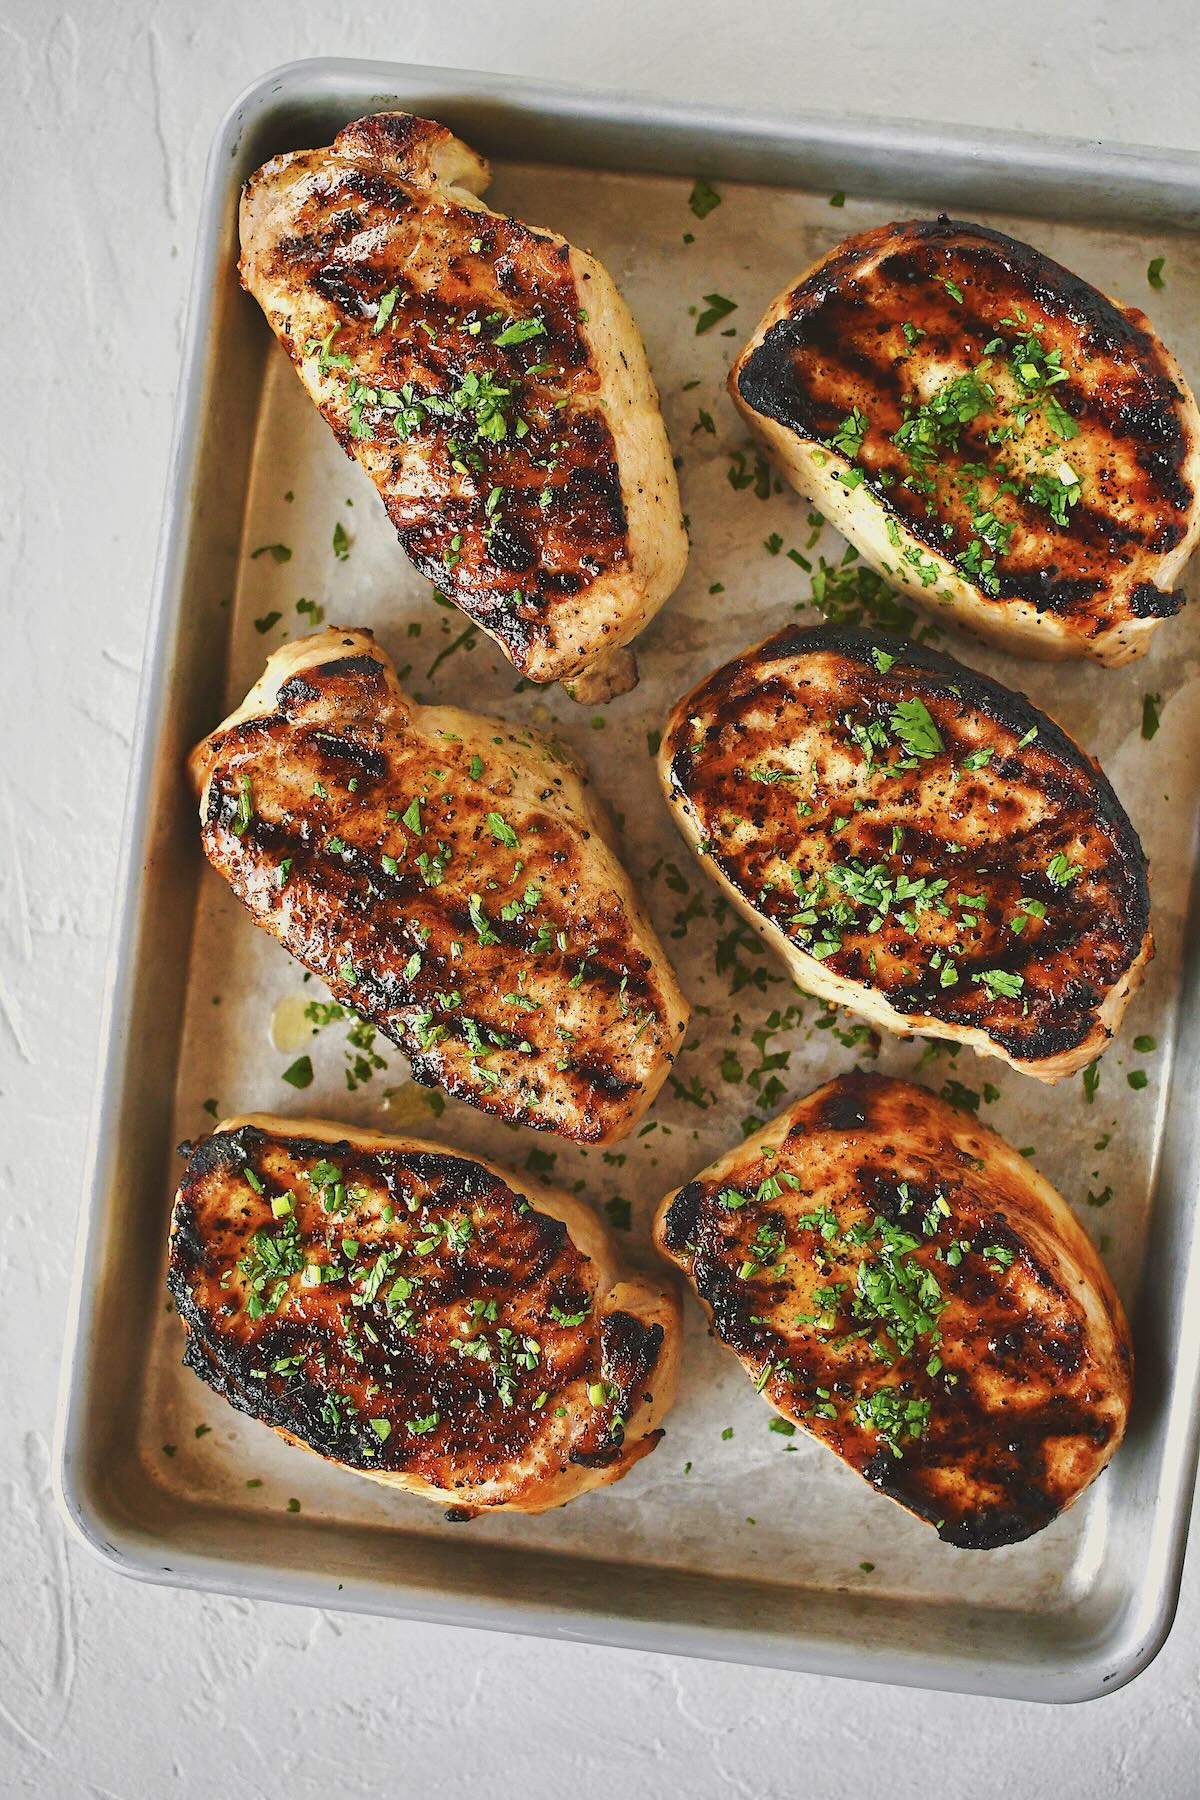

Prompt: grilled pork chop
[
  {"left": 659, "top": 626, "right": 1151, "bottom": 1081},
  {"left": 239, "top": 110, "right": 687, "bottom": 696},
  {"left": 731, "top": 217, "right": 1200, "bottom": 665},
  {"left": 656, "top": 1073, "right": 1131, "bottom": 1547},
  {"left": 170, "top": 1115, "right": 680, "bottom": 1514},
  {"left": 190, "top": 628, "right": 689, "bottom": 1140}
]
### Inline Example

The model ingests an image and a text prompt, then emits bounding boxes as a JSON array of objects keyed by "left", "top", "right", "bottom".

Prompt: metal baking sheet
[{"left": 54, "top": 57, "right": 1200, "bottom": 1702}]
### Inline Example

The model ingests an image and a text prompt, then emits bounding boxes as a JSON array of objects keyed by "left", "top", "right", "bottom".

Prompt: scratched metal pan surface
[{"left": 54, "top": 57, "right": 1200, "bottom": 1702}]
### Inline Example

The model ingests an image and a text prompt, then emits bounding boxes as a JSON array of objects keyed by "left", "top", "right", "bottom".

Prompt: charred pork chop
[
  {"left": 239, "top": 110, "right": 687, "bottom": 697},
  {"left": 191, "top": 629, "right": 689, "bottom": 1141},
  {"left": 731, "top": 217, "right": 1200, "bottom": 664},
  {"left": 170, "top": 1116, "right": 680, "bottom": 1514},
  {"left": 659, "top": 626, "right": 1151, "bottom": 1082},
  {"left": 656, "top": 1073, "right": 1132, "bottom": 1548}
]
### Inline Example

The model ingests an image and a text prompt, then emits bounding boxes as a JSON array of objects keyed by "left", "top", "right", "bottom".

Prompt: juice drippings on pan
[
  {"left": 270, "top": 992, "right": 314, "bottom": 1053},
  {"left": 379, "top": 1082, "right": 443, "bottom": 1127}
]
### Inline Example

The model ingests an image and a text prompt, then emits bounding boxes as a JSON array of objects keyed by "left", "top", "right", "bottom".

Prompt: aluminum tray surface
[{"left": 56, "top": 59, "right": 1200, "bottom": 1703}]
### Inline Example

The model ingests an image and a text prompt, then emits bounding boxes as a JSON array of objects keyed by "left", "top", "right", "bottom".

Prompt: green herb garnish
[
  {"left": 373, "top": 285, "right": 401, "bottom": 334},
  {"left": 695, "top": 292, "right": 738, "bottom": 335},
  {"left": 889, "top": 697, "right": 943, "bottom": 760},
  {"left": 688, "top": 179, "right": 721, "bottom": 218},
  {"left": 493, "top": 316, "right": 547, "bottom": 347},
  {"left": 232, "top": 774, "right": 253, "bottom": 836}
]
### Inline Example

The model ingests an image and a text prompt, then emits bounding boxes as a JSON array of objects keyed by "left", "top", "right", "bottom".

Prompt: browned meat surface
[
  {"left": 191, "top": 629, "right": 689, "bottom": 1141},
  {"left": 170, "top": 1115, "right": 680, "bottom": 1515},
  {"left": 656, "top": 1073, "right": 1132, "bottom": 1548},
  {"left": 731, "top": 217, "right": 1200, "bottom": 663},
  {"left": 239, "top": 110, "right": 687, "bottom": 690},
  {"left": 660, "top": 625, "right": 1151, "bottom": 1081}
]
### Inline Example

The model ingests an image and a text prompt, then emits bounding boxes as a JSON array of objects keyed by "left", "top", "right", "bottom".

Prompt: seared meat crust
[
  {"left": 731, "top": 217, "right": 1200, "bottom": 664},
  {"left": 239, "top": 110, "right": 687, "bottom": 688},
  {"left": 655, "top": 1073, "right": 1132, "bottom": 1548},
  {"left": 660, "top": 625, "right": 1151, "bottom": 1080},
  {"left": 169, "top": 1116, "right": 680, "bottom": 1514},
  {"left": 191, "top": 629, "right": 689, "bottom": 1141}
]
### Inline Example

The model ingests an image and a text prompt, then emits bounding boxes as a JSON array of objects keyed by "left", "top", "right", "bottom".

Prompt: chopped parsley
[
  {"left": 974, "top": 968, "right": 1024, "bottom": 1000},
  {"left": 831, "top": 407, "right": 868, "bottom": 459},
  {"left": 810, "top": 557, "right": 917, "bottom": 636},
  {"left": 889, "top": 697, "right": 943, "bottom": 760},
  {"left": 688, "top": 179, "right": 721, "bottom": 218},
  {"left": 373, "top": 284, "right": 401, "bottom": 334},
  {"left": 1025, "top": 464, "right": 1082, "bottom": 527},
  {"left": 893, "top": 371, "right": 992, "bottom": 474},
  {"left": 695, "top": 292, "right": 738, "bottom": 335},
  {"left": 1046, "top": 852, "right": 1081, "bottom": 888},
  {"left": 405, "top": 1412, "right": 439, "bottom": 1436},
  {"left": 234, "top": 1216, "right": 305, "bottom": 1320},
  {"left": 468, "top": 893, "right": 500, "bottom": 946},
  {"left": 231, "top": 775, "right": 253, "bottom": 836},
  {"left": 493, "top": 315, "right": 547, "bottom": 348},
  {"left": 854, "top": 1389, "right": 931, "bottom": 1454}
]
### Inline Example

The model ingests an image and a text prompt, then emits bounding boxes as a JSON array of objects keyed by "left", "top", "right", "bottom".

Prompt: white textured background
[{"left": 4, "top": 3, "right": 1200, "bottom": 1794}]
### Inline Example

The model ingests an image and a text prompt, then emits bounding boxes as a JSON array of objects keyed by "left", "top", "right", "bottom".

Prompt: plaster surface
[{"left": 4, "top": 4, "right": 1199, "bottom": 1794}]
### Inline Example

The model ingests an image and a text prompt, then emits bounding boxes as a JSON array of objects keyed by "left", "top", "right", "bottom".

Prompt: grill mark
[
  {"left": 660, "top": 1180, "right": 702, "bottom": 1255},
  {"left": 745, "top": 312, "right": 1156, "bottom": 609},
  {"left": 206, "top": 796, "right": 663, "bottom": 1119},
  {"left": 311, "top": 652, "right": 392, "bottom": 688},
  {"left": 308, "top": 731, "right": 389, "bottom": 782},
  {"left": 311, "top": 263, "right": 373, "bottom": 317},
  {"left": 226, "top": 799, "right": 655, "bottom": 985},
  {"left": 1129, "top": 580, "right": 1181, "bottom": 619}
]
